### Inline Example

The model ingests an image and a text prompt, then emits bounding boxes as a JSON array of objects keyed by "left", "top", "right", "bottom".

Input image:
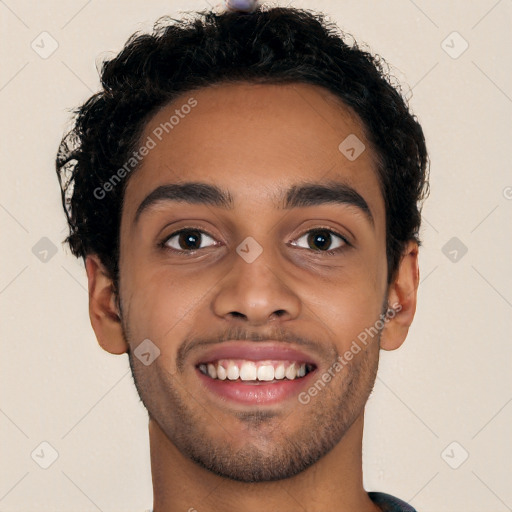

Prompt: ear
[
  {"left": 380, "top": 240, "right": 420, "bottom": 351},
  {"left": 85, "top": 254, "right": 128, "bottom": 355}
]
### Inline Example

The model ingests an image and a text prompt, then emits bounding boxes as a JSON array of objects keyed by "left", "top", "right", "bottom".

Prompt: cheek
[
  {"left": 316, "top": 289, "right": 383, "bottom": 347},
  {"left": 121, "top": 265, "right": 209, "bottom": 350},
  {"left": 306, "top": 262, "right": 386, "bottom": 350}
]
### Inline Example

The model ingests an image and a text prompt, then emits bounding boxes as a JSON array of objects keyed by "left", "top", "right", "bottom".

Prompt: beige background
[{"left": 1, "top": 1, "right": 511, "bottom": 511}]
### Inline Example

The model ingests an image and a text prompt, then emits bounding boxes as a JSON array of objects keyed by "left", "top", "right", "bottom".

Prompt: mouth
[{"left": 193, "top": 342, "right": 319, "bottom": 405}]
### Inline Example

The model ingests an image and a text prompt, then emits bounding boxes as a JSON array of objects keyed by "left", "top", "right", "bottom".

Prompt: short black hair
[{"left": 56, "top": 6, "right": 429, "bottom": 291}]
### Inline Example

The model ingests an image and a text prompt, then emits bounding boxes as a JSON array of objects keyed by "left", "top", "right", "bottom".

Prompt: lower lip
[{"left": 196, "top": 367, "right": 316, "bottom": 405}]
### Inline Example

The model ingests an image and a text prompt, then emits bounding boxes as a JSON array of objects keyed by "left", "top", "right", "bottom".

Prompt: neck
[{"left": 149, "top": 413, "right": 380, "bottom": 512}]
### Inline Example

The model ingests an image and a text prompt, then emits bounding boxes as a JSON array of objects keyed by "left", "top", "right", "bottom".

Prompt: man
[{"left": 56, "top": 4, "right": 428, "bottom": 511}]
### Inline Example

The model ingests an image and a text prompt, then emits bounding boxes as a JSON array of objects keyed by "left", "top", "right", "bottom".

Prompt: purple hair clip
[{"left": 225, "top": 0, "right": 259, "bottom": 12}]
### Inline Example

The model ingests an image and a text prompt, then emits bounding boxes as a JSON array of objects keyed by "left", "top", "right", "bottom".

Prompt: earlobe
[
  {"left": 85, "top": 255, "right": 129, "bottom": 355},
  {"left": 380, "top": 241, "right": 420, "bottom": 351}
]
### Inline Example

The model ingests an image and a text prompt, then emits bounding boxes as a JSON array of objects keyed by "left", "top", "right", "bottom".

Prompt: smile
[{"left": 193, "top": 342, "right": 319, "bottom": 405}]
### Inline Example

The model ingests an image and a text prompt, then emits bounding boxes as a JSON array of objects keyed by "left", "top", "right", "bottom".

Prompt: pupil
[
  {"left": 180, "top": 230, "right": 201, "bottom": 250},
  {"left": 309, "top": 230, "right": 330, "bottom": 251}
]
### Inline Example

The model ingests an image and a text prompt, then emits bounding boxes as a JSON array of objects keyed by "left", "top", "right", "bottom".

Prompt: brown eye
[
  {"left": 164, "top": 229, "right": 217, "bottom": 251},
  {"left": 291, "top": 229, "right": 347, "bottom": 252}
]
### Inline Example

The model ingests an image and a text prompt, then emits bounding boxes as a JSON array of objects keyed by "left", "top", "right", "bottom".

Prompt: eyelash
[{"left": 158, "top": 226, "right": 350, "bottom": 256}]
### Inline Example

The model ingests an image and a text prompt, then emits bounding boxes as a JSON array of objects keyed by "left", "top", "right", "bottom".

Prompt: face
[{"left": 117, "top": 82, "right": 389, "bottom": 482}]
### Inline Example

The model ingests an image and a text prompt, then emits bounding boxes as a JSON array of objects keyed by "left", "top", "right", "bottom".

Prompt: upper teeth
[{"left": 198, "top": 360, "right": 310, "bottom": 381}]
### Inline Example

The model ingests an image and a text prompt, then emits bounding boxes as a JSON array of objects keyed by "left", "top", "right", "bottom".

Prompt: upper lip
[{"left": 193, "top": 341, "right": 319, "bottom": 367}]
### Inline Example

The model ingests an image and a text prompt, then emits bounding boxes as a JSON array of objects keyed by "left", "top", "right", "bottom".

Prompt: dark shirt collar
[{"left": 369, "top": 491, "right": 418, "bottom": 512}]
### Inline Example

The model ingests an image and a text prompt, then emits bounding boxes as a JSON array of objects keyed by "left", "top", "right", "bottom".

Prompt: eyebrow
[{"left": 134, "top": 180, "right": 374, "bottom": 227}]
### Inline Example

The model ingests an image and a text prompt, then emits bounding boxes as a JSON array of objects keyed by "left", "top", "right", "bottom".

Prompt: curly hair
[{"left": 56, "top": 6, "right": 429, "bottom": 292}]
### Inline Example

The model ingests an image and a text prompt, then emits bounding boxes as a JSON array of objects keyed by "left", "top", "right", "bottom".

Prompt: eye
[
  {"left": 162, "top": 228, "right": 218, "bottom": 252},
  {"left": 290, "top": 228, "right": 348, "bottom": 253}
]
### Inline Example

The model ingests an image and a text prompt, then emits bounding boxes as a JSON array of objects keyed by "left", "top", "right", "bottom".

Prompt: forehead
[{"left": 123, "top": 82, "right": 384, "bottom": 223}]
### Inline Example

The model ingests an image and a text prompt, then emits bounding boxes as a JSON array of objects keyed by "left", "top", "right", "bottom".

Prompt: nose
[{"left": 211, "top": 247, "right": 301, "bottom": 326}]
